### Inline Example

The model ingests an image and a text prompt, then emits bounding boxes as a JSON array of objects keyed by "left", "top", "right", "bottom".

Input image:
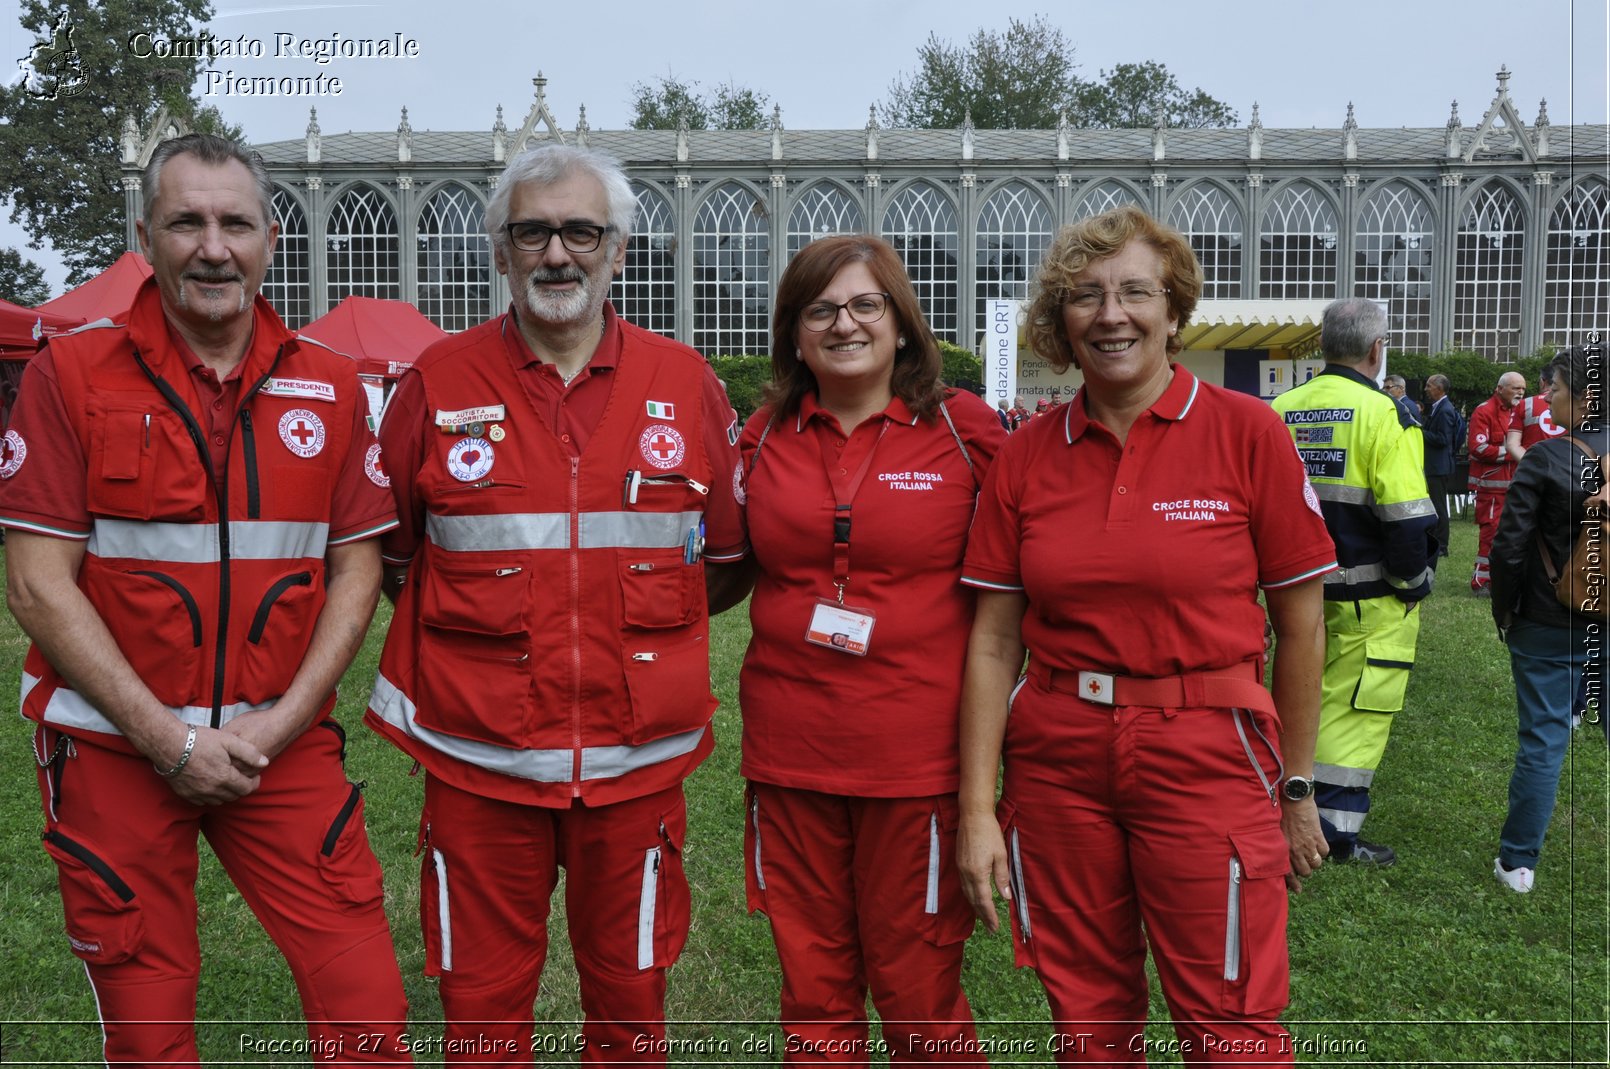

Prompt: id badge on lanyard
[{"left": 801, "top": 419, "right": 886, "bottom": 657}]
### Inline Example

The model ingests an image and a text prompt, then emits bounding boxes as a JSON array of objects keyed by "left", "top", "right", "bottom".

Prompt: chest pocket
[{"left": 86, "top": 404, "right": 207, "bottom": 521}]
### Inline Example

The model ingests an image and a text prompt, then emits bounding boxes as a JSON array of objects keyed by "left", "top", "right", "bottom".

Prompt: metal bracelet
[{"left": 155, "top": 726, "right": 198, "bottom": 778}]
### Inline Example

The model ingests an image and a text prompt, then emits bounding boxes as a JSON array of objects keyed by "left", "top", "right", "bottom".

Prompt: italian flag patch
[{"left": 646, "top": 400, "right": 676, "bottom": 420}]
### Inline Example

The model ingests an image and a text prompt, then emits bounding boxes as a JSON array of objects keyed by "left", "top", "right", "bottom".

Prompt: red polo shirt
[
  {"left": 380, "top": 302, "right": 744, "bottom": 564},
  {"left": 963, "top": 366, "right": 1335, "bottom": 676},
  {"left": 738, "top": 388, "right": 1006, "bottom": 796}
]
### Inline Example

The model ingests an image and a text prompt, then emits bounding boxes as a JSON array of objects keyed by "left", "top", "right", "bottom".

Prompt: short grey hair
[
  {"left": 1428, "top": 373, "right": 1451, "bottom": 394},
  {"left": 1384, "top": 374, "right": 1407, "bottom": 390},
  {"left": 1320, "top": 298, "right": 1388, "bottom": 364},
  {"left": 143, "top": 133, "right": 274, "bottom": 231},
  {"left": 485, "top": 144, "right": 636, "bottom": 252}
]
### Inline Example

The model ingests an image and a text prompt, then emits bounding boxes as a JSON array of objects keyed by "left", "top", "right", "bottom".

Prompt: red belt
[{"left": 1028, "top": 660, "right": 1275, "bottom": 717}]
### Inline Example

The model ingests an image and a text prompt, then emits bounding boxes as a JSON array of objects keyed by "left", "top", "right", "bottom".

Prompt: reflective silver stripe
[
  {"left": 1007, "top": 674, "right": 1029, "bottom": 714},
  {"left": 28, "top": 674, "right": 275, "bottom": 735},
  {"left": 1009, "top": 827, "right": 1032, "bottom": 940},
  {"left": 1224, "top": 857, "right": 1242, "bottom": 981},
  {"left": 423, "top": 510, "right": 701, "bottom": 552},
  {"left": 581, "top": 511, "right": 701, "bottom": 549},
  {"left": 1318, "top": 807, "right": 1366, "bottom": 833},
  {"left": 1232, "top": 709, "right": 1276, "bottom": 802},
  {"left": 751, "top": 795, "right": 767, "bottom": 892},
  {"left": 924, "top": 812, "right": 940, "bottom": 915},
  {"left": 1315, "top": 762, "right": 1376, "bottom": 788},
  {"left": 1471, "top": 477, "right": 1511, "bottom": 489},
  {"left": 1377, "top": 497, "right": 1437, "bottom": 520},
  {"left": 87, "top": 519, "right": 327, "bottom": 562},
  {"left": 1387, "top": 566, "right": 1436, "bottom": 590},
  {"left": 638, "top": 847, "right": 660, "bottom": 970},
  {"left": 433, "top": 848, "right": 453, "bottom": 972},
  {"left": 369, "top": 673, "right": 707, "bottom": 783},
  {"left": 426, "top": 512, "right": 568, "bottom": 552},
  {"left": 1324, "top": 562, "right": 1386, "bottom": 585},
  {"left": 1311, "top": 483, "right": 1372, "bottom": 506}
]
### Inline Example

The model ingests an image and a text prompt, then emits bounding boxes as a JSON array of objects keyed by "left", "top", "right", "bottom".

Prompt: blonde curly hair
[{"left": 1024, "top": 206, "right": 1202, "bottom": 374}]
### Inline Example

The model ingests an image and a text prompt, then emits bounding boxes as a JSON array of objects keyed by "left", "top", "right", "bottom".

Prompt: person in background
[
  {"left": 1468, "top": 371, "right": 1528, "bottom": 593},
  {"left": 1422, "top": 374, "right": 1461, "bottom": 562},
  {"left": 1273, "top": 299, "right": 1437, "bottom": 867},
  {"left": 1490, "top": 344, "right": 1609, "bottom": 893},
  {"left": 1031, "top": 397, "right": 1051, "bottom": 418},
  {"left": 995, "top": 396, "right": 1013, "bottom": 432},
  {"left": 957, "top": 206, "right": 1333, "bottom": 1065},
  {"left": 1505, "top": 366, "right": 1566, "bottom": 465},
  {"left": 736, "top": 234, "right": 1003, "bottom": 1064},
  {"left": 1010, "top": 394, "right": 1030, "bottom": 431},
  {"left": 366, "top": 144, "right": 750, "bottom": 1065},
  {"left": 0, "top": 133, "right": 411, "bottom": 1064},
  {"left": 1384, "top": 374, "right": 1424, "bottom": 469}
]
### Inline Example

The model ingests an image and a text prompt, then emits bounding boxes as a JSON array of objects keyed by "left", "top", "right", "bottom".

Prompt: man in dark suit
[{"left": 1422, "top": 373, "right": 1459, "bottom": 560}]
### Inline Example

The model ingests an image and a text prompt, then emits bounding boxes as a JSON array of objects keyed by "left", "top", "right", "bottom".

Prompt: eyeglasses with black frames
[
  {"left": 800, "top": 292, "right": 890, "bottom": 332},
  {"left": 504, "top": 221, "right": 613, "bottom": 254},
  {"left": 1065, "top": 284, "right": 1169, "bottom": 314}
]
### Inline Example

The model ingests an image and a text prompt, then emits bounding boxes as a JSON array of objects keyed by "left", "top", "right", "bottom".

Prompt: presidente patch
[
  {"left": 639, "top": 424, "right": 685, "bottom": 470},
  {"left": 0, "top": 429, "right": 25, "bottom": 478},
  {"left": 447, "top": 437, "right": 494, "bottom": 482},
  {"left": 278, "top": 409, "right": 326, "bottom": 458},
  {"left": 260, "top": 377, "right": 336, "bottom": 403},
  {"left": 365, "top": 443, "right": 390, "bottom": 488}
]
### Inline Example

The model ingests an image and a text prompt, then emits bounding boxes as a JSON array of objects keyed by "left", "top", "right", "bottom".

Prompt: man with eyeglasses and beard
[{"left": 367, "top": 145, "right": 751, "bottom": 1065}]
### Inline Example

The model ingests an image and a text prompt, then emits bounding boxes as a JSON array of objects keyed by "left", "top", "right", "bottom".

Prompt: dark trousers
[{"left": 1425, "top": 472, "right": 1453, "bottom": 558}]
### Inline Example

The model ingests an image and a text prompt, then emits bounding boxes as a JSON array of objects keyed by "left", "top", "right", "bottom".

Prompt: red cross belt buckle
[{"left": 1077, "top": 670, "right": 1115, "bottom": 705}]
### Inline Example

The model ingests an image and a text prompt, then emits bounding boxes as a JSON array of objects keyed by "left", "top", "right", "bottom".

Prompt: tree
[
  {"left": 0, "top": 248, "right": 51, "bottom": 306},
  {"left": 1073, "top": 61, "right": 1238, "bottom": 129},
  {"left": 628, "top": 74, "right": 771, "bottom": 131},
  {"left": 0, "top": 0, "right": 241, "bottom": 285},
  {"left": 883, "top": 15, "right": 1079, "bottom": 129},
  {"left": 881, "top": 16, "right": 1236, "bottom": 130}
]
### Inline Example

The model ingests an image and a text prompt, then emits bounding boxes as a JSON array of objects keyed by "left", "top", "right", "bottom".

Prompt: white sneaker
[{"left": 1494, "top": 858, "right": 1534, "bottom": 893}]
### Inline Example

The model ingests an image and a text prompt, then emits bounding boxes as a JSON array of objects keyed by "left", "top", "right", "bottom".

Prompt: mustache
[
  {"left": 527, "top": 267, "right": 587, "bottom": 286},
  {"left": 184, "top": 271, "right": 245, "bottom": 286}
]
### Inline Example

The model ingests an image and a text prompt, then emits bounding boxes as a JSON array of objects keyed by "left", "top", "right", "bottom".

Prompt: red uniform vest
[
  {"left": 367, "top": 315, "right": 720, "bottom": 807},
  {"left": 1516, "top": 393, "right": 1565, "bottom": 451},
  {"left": 1468, "top": 394, "right": 1517, "bottom": 493},
  {"left": 22, "top": 283, "right": 367, "bottom": 745}
]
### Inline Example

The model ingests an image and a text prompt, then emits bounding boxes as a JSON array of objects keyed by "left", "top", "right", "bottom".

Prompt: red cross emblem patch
[
  {"left": 639, "top": 423, "right": 685, "bottom": 470},
  {"left": 278, "top": 408, "right": 326, "bottom": 458},
  {"left": 364, "top": 443, "right": 390, "bottom": 488},
  {"left": 0, "top": 429, "right": 26, "bottom": 479}
]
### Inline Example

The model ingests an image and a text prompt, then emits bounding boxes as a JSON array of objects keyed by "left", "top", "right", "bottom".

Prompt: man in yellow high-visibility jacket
[{"left": 1272, "top": 299, "right": 1438, "bottom": 865}]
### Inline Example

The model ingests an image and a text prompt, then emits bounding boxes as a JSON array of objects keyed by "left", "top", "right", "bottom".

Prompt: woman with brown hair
[{"left": 736, "top": 234, "right": 1004, "bottom": 1063}]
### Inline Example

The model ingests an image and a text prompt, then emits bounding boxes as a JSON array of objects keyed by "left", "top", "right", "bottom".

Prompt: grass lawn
[{"left": 0, "top": 518, "right": 1605, "bottom": 1065}]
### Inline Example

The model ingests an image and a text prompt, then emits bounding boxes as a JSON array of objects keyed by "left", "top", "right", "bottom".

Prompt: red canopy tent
[
  {"left": 0, "top": 298, "right": 82, "bottom": 360},
  {"left": 299, "top": 296, "right": 448, "bottom": 426},
  {"left": 36, "top": 251, "right": 154, "bottom": 322}
]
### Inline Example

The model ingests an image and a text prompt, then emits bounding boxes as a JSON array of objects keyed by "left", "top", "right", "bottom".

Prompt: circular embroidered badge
[
  {"left": 732, "top": 459, "right": 746, "bottom": 506},
  {"left": 639, "top": 423, "right": 686, "bottom": 470},
  {"left": 364, "top": 443, "right": 390, "bottom": 488},
  {"left": 0, "top": 429, "right": 26, "bottom": 479},
  {"left": 278, "top": 409, "right": 326, "bottom": 458},
  {"left": 447, "top": 437, "right": 494, "bottom": 482},
  {"left": 1303, "top": 479, "right": 1323, "bottom": 517}
]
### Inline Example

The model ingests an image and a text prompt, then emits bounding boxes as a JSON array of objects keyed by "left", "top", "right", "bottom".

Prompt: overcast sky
[{"left": 3, "top": 0, "right": 1606, "bottom": 298}]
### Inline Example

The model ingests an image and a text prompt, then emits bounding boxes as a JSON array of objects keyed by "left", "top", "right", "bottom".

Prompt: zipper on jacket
[
  {"left": 239, "top": 408, "right": 260, "bottom": 518},
  {"left": 569, "top": 455, "right": 583, "bottom": 796},
  {"left": 248, "top": 572, "right": 313, "bottom": 643},
  {"left": 320, "top": 782, "right": 364, "bottom": 857},
  {"left": 130, "top": 570, "right": 204, "bottom": 648},
  {"left": 43, "top": 829, "right": 135, "bottom": 902},
  {"left": 637, "top": 845, "right": 661, "bottom": 970}
]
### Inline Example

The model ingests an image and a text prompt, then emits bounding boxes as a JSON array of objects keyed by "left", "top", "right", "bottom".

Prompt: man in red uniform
[
  {"left": 367, "top": 144, "right": 749, "bottom": 1065},
  {"left": 0, "top": 134, "right": 410, "bottom": 1064},
  {"left": 1504, "top": 367, "right": 1566, "bottom": 464},
  {"left": 1468, "top": 372, "right": 1526, "bottom": 593}
]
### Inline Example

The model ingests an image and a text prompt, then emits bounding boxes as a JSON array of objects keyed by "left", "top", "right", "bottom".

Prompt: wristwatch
[{"left": 1281, "top": 775, "right": 1315, "bottom": 802}]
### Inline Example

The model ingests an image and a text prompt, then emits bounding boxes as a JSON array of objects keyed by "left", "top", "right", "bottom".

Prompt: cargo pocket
[
  {"left": 316, "top": 782, "right": 385, "bottom": 912},
  {"left": 620, "top": 549, "right": 698, "bottom": 630},
  {"left": 418, "top": 820, "right": 451, "bottom": 976},
  {"left": 1352, "top": 637, "right": 1416, "bottom": 713},
  {"left": 621, "top": 628, "right": 712, "bottom": 744},
  {"left": 41, "top": 827, "right": 144, "bottom": 966},
  {"left": 997, "top": 798, "right": 1036, "bottom": 969},
  {"left": 1221, "top": 825, "right": 1291, "bottom": 1015},
  {"left": 238, "top": 569, "right": 319, "bottom": 701},
  {"left": 415, "top": 560, "right": 532, "bottom": 745},
  {"left": 743, "top": 784, "right": 768, "bottom": 915},
  {"left": 86, "top": 405, "right": 206, "bottom": 520},
  {"left": 84, "top": 563, "right": 201, "bottom": 708},
  {"left": 921, "top": 798, "right": 975, "bottom": 947},
  {"left": 637, "top": 802, "right": 690, "bottom": 971}
]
